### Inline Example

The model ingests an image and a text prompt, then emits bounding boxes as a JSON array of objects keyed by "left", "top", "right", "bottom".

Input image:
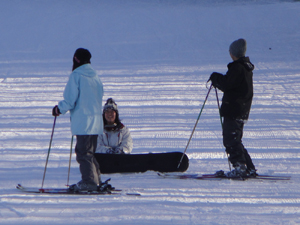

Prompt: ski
[
  {"left": 16, "top": 184, "right": 119, "bottom": 195},
  {"left": 158, "top": 172, "right": 291, "bottom": 181},
  {"left": 16, "top": 184, "right": 141, "bottom": 196},
  {"left": 202, "top": 173, "right": 291, "bottom": 181},
  {"left": 158, "top": 173, "right": 222, "bottom": 180}
]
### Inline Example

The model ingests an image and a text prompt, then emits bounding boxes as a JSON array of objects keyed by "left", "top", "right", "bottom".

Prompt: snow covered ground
[{"left": 0, "top": 0, "right": 300, "bottom": 224}]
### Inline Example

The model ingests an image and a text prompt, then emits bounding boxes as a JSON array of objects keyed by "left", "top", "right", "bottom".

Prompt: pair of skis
[
  {"left": 158, "top": 172, "right": 291, "bottom": 181},
  {"left": 17, "top": 178, "right": 141, "bottom": 196},
  {"left": 16, "top": 184, "right": 141, "bottom": 196}
]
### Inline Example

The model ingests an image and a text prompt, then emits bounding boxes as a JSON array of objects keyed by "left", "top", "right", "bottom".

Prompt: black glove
[
  {"left": 208, "top": 72, "right": 222, "bottom": 88},
  {"left": 52, "top": 105, "right": 61, "bottom": 116}
]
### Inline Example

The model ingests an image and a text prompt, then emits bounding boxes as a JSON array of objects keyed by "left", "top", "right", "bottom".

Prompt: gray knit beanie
[
  {"left": 229, "top": 39, "right": 247, "bottom": 58},
  {"left": 103, "top": 98, "right": 118, "bottom": 113}
]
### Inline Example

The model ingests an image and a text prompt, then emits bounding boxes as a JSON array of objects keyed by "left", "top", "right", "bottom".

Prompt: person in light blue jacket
[{"left": 52, "top": 48, "right": 103, "bottom": 192}]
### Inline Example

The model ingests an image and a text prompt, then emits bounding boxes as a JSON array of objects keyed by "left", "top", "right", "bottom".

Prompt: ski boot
[
  {"left": 69, "top": 180, "right": 98, "bottom": 192},
  {"left": 247, "top": 168, "right": 258, "bottom": 177},
  {"left": 226, "top": 162, "right": 247, "bottom": 178}
]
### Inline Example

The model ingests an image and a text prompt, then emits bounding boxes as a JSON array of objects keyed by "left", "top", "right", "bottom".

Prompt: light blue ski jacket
[{"left": 58, "top": 64, "right": 103, "bottom": 135}]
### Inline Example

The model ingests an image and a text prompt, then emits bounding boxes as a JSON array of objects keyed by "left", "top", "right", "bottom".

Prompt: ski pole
[
  {"left": 66, "top": 135, "right": 74, "bottom": 187},
  {"left": 41, "top": 116, "right": 57, "bottom": 189},
  {"left": 215, "top": 88, "right": 223, "bottom": 129},
  {"left": 215, "top": 88, "right": 231, "bottom": 171},
  {"left": 177, "top": 83, "right": 213, "bottom": 168}
]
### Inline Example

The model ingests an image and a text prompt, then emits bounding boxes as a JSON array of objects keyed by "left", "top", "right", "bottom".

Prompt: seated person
[{"left": 96, "top": 98, "right": 133, "bottom": 154}]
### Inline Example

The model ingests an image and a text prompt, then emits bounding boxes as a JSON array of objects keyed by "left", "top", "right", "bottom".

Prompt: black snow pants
[{"left": 223, "top": 117, "right": 255, "bottom": 170}]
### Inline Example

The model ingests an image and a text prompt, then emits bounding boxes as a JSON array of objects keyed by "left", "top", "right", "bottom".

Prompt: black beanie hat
[{"left": 74, "top": 48, "right": 91, "bottom": 64}]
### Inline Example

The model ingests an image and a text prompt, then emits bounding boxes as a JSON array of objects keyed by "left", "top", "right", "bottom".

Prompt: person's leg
[
  {"left": 223, "top": 117, "right": 246, "bottom": 166},
  {"left": 244, "top": 148, "right": 256, "bottom": 171},
  {"left": 237, "top": 120, "right": 256, "bottom": 171},
  {"left": 75, "top": 135, "right": 100, "bottom": 187},
  {"left": 92, "top": 139, "right": 101, "bottom": 184}
]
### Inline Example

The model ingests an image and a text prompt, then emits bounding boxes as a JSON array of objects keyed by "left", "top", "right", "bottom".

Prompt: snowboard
[{"left": 94, "top": 151, "right": 189, "bottom": 174}]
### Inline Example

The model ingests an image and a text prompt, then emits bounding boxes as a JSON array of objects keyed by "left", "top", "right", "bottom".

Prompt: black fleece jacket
[{"left": 210, "top": 56, "right": 254, "bottom": 120}]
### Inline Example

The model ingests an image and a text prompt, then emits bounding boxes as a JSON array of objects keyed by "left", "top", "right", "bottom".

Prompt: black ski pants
[
  {"left": 75, "top": 135, "right": 101, "bottom": 186},
  {"left": 223, "top": 117, "right": 255, "bottom": 170}
]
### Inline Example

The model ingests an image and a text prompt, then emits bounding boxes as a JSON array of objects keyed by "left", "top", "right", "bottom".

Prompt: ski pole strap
[
  {"left": 177, "top": 84, "right": 213, "bottom": 168},
  {"left": 41, "top": 116, "right": 57, "bottom": 189}
]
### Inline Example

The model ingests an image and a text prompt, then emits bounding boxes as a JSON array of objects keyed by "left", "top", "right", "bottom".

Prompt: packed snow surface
[{"left": 0, "top": 0, "right": 300, "bottom": 224}]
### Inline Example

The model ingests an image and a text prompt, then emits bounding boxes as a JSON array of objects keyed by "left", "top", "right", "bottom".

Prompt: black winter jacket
[{"left": 211, "top": 57, "right": 254, "bottom": 120}]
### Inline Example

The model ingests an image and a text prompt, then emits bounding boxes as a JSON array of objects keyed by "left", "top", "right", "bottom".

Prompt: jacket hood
[
  {"left": 73, "top": 63, "right": 96, "bottom": 77},
  {"left": 238, "top": 56, "right": 254, "bottom": 71},
  {"left": 228, "top": 56, "right": 254, "bottom": 72}
]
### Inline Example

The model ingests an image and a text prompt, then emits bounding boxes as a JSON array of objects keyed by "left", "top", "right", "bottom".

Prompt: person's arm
[
  {"left": 58, "top": 72, "right": 80, "bottom": 114},
  {"left": 95, "top": 133, "right": 113, "bottom": 153},
  {"left": 210, "top": 64, "right": 243, "bottom": 92},
  {"left": 115, "top": 127, "right": 133, "bottom": 154}
]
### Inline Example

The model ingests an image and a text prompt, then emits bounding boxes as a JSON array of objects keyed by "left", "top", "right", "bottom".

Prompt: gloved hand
[
  {"left": 114, "top": 147, "right": 124, "bottom": 154},
  {"left": 106, "top": 147, "right": 115, "bottom": 154},
  {"left": 52, "top": 105, "right": 61, "bottom": 116},
  {"left": 208, "top": 72, "right": 222, "bottom": 88},
  {"left": 106, "top": 147, "right": 124, "bottom": 154}
]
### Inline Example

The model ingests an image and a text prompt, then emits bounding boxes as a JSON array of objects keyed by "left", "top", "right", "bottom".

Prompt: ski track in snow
[
  {"left": 1, "top": 63, "right": 300, "bottom": 225},
  {"left": 0, "top": 1, "right": 300, "bottom": 225}
]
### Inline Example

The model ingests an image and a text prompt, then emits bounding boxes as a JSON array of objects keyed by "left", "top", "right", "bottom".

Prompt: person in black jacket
[{"left": 209, "top": 38, "right": 256, "bottom": 177}]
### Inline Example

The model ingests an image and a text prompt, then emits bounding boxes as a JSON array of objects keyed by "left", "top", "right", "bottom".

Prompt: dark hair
[{"left": 72, "top": 48, "right": 91, "bottom": 71}]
